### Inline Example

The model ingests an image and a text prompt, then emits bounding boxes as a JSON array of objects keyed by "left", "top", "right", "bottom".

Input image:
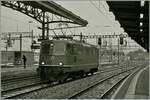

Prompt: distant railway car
[{"left": 37, "top": 39, "right": 99, "bottom": 82}]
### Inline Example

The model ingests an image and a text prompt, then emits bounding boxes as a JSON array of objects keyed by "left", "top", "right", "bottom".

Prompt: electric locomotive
[{"left": 37, "top": 37, "right": 99, "bottom": 82}]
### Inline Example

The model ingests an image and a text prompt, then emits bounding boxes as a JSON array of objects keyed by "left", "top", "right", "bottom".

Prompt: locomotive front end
[{"left": 37, "top": 40, "right": 67, "bottom": 82}]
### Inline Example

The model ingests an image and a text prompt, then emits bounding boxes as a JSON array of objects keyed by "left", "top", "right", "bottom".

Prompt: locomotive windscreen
[
  {"left": 41, "top": 42, "right": 65, "bottom": 55},
  {"left": 41, "top": 44, "right": 50, "bottom": 54},
  {"left": 54, "top": 42, "right": 65, "bottom": 55}
]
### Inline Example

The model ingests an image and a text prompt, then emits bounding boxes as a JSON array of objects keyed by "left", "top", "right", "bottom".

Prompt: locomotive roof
[{"left": 42, "top": 39, "right": 98, "bottom": 49}]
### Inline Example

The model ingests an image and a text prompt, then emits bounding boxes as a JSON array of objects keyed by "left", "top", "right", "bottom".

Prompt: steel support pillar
[
  {"left": 47, "top": 16, "right": 49, "bottom": 39},
  {"left": 118, "top": 38, "right": 120, "bottom": 64},
  {"left": 20, "top": 34, "right": 22, "bottom": 57},
  {"left": 42, "top": 12, "right": 45, "bottom": 40}
]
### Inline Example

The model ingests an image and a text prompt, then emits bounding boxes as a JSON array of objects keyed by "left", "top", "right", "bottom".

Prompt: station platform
[{"left": 112, "top": 66, "right": 149, "bottom": 99}]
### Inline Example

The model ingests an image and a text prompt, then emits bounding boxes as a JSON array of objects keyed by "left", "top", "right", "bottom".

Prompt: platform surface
[
  {"left": 112, "top": 66, "right": 149, "bottom": 99},
  {"left": 134, "top": 67, "right": 149, "bottom": 99}
]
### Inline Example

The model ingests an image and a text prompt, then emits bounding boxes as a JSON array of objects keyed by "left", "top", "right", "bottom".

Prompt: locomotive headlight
[
  {"left": 50, "top": 43, "right": 54, "bottom": 47},
  {"left": 59, "top": 62, "right": 63, "bottom": 66},
  {"left": 41, "top": 62, "right": 45, "bottom": 65}
]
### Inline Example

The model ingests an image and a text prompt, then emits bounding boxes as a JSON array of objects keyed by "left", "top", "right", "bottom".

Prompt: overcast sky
[{"left": 0, "top": 0, "right": 143, "bottom": 52}]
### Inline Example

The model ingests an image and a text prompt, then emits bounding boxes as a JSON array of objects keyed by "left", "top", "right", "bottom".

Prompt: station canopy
[
  {"left": 1, "top": 1, "right": 88, "bottom": 26},
  {"left": 107, "top": 1, "right": 149, "bottom": 52}
]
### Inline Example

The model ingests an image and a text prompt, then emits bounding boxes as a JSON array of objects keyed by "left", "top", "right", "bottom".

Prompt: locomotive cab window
[
  {"left": 41, "top": 44, "right": 50, "bottom": 54},
  {"left": 41, "top": 43, "right": 53, "bottom": 55},
  {"left": 54, "top": 42, "right": 65, "bottom": 55}
]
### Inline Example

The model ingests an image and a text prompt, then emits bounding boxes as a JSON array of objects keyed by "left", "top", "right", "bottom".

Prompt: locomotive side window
[
  {"left": 67, "top": 44, "right": 74, "bottom": 54},
  {"left": 77, "top": 46, "right": 81, "bottom": 55},
  {"left": 73, "top": 45, "right": 78, "bottom": 55}
]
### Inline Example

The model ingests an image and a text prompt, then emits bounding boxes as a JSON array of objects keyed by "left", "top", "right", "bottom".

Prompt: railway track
[
  {"left": 2, "top": 78, "right": 76, "bottom": 99},
  {"left": 2, "top": 82, "right": 48, "bottom": 99},
  {"left": 1, "top": 67, "right": 122, "bottom": 99},
  {"left": 1, "top": 66, "right": 140, "bottom": 99},
  {"left": 2, "top": 74, "right": 96, "bottom": 99},
  {"left": 68, "top": 73, "right": 128, "bottom": 99},
  {"left": 1, "top": 65, "right": 121, "bottom": 91},
  {"left": 2, "top": 75, "right": 39, "bottom": 85},
  {"left": 2, "top": 72, "right": 37, "bottom": 82},
  {"left": 99, "top": 76, "right": 126, "bottom": 99},
  {"left": 68, "top": 67, "right": 141, "bottom": 99},
  {"left": 1, "top": 75, "right": 41, "bottom": 92}
]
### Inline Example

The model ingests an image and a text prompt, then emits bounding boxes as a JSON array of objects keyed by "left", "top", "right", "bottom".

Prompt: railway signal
[
  {"left": 120, "top": 34, "right": 124, "bottom": 45},
  {"left": 120, "top": 37, "right": 124, "bottom": 45},
  {"left": 7, "top": 39, "right": 12, "bottom": 47},
  {"left": 98, "top": 37, "right": 102, "bottom": 46}
]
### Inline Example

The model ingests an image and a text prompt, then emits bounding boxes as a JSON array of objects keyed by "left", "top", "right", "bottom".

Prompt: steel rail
[
  {"left": 100, "top": 66, "right": 142, "bottom": 99},
  {"left": 2, "top": 75, "right": 39, "bottom": 84},
  {"left": 2, "top": 74, "right": 37, "bottom": 82},
  {"left": 2, "top": 66, "right": 140, "bottom": 99},
  {"left": 2, "top": 76, "right": 40, "bottom": 92},
  {"left": 68, "top": 67, "right": 140, "bottom": 99}
]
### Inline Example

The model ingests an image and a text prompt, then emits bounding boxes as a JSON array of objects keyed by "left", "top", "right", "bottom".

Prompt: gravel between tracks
[
  {"left": 75, "top": 72, "right": 129, "bottom": 99},
  {"left": 1, "top": 76, "right": 40, "bottom": 92},
  {"left": 11, "top": 69, "right": 122, "bottom": 99}
]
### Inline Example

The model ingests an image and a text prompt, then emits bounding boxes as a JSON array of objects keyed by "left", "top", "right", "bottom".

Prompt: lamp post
[
  {"left": 118, "top": 38, "right": 120, "bottom": 64},
  {"left": 29, "top": 21, "right": 33, "bottom": 43},
  {"left": 20, "top": 34, "right": 22, "bottom": 65},
  {"left": 98, "top": 37, "right": 101, "bottom": 69},
  {"left": 28, "top": 21, "right": 34, "bottom": 49},
  {"left": 28, "top": 21, "right": 33, "bottom": 32}
]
